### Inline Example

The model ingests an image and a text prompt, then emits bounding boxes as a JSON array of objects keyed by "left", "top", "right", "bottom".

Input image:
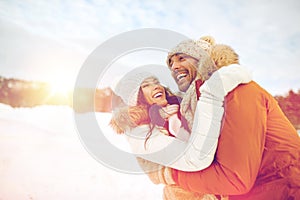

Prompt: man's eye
[{"left": 179, "top": 56, "right": 185, "bottom": 61}]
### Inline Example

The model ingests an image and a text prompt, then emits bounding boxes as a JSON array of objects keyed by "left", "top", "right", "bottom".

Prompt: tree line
[
  {"left": 275, "top": 90, "right": 300, "bottom": 130},
  {"left": 1, "top": 76, "right": 299, "bottom": 129}
]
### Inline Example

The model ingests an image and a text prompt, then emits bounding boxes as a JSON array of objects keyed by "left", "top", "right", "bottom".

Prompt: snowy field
[{"left": 0, "top": 104, "right": 163, "bottom": 200}]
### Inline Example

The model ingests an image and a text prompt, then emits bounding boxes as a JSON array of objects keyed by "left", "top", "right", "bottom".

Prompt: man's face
[{"left": 168, "top": 53, "right": 198, "bottom": 92}]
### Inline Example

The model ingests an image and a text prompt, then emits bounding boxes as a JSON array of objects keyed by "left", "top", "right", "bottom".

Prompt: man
[{"left": 154, "top": 37, "right": 300, "bottom": 199}]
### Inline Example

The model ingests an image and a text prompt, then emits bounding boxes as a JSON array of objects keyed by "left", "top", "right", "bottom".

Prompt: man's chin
[{"left": 178, "top": 82, "right": 190, "bottom": 92}]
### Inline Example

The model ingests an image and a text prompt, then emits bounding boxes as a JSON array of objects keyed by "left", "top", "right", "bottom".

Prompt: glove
[
  {"left": 137, "top": 158, "right": 228, "bottom": 200},
  {"left": 163, "top": 185, "right": 218, "bottom": 200},
  {"left": 168, "top": 114, "right": 182, "bottom": 136},
  {"left": 168, "top": 115, "right": 190, "bottom": 142},
  {"left": 159, "top": 104, "right": 180, "bottom": 119},
  {"left": 136, "top": 157, "right": 175, "bottom": 185}
]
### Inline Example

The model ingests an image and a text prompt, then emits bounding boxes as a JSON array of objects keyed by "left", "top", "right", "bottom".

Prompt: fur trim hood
[{"left": 110, "top": 105, "right": 149, "bottom": 134}]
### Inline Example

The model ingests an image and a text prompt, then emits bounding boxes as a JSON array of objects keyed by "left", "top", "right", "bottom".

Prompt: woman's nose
[
  {"left": 149, "top": 83, "right": 160, "bottom": 90},
  {"left": 151, "top": 83, "right": 159, "bottom": 88}
]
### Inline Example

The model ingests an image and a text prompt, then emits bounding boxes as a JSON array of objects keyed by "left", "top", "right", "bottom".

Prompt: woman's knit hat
[
  {"left": 114, "top": 68, "right": 157, "bottom": 106},
  {"left": 166, "top": 36, "right": 218, "bottom": 81}
]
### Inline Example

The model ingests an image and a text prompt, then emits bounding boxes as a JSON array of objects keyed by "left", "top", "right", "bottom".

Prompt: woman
[
  {"left": 110, "top": 64, "right": 252, "bottom": 172},
  {"left": 110, "top": 74, "right": 190, "bottom": 143}
]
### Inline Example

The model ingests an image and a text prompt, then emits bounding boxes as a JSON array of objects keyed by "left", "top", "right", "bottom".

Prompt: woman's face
[{"left": 141, "top": 77, "right": 168, "bottom": 106}]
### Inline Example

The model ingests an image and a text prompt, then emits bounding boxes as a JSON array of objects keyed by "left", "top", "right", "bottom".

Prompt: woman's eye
[{"left": 141, "top": 84, "right": 149, "bottom": 88}]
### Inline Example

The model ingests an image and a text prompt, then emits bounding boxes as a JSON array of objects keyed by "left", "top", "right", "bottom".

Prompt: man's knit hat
[
  {"left": 166, "top": 36, "right": 217, "bottom": 81},
  {"left": 114, "top": 68, "right": 157, "bottom": 106}
]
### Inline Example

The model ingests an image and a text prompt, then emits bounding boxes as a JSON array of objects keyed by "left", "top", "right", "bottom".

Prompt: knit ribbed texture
[{"left": 114, "top": 70, "right": 157, "bottom": 106}]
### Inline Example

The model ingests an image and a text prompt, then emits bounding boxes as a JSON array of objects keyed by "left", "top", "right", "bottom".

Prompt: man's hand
[
  {"left": 136, "top": 157, "right": 175, "bottom": 185},
  {"left": 163, "top": 185, "right": 219, "bottom": 200}
]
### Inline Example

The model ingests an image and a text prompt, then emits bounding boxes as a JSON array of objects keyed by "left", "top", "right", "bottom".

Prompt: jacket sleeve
[
  {"left": 186, "top": 64, "right": 252, "bottom": 170},
  {"left": 172, "top": 82, "right": 267, "bottom": 195},
  {"left": 126, "top": 125, "right": 207, "bottom": 171}
]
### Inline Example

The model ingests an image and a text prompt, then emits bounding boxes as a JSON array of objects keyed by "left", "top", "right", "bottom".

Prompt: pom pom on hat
[{"left": 199, "top": 35, "right": 216, "bottom": 46}]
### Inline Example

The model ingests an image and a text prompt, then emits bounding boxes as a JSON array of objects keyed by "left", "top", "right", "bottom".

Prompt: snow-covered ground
[{"left": 0, "top": 104, "right": 163, "bottom": 200}]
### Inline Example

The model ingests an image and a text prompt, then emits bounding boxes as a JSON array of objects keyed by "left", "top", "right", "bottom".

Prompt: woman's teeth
[{"left": 153, "top": 92, "right": 163, "bottom": 98}]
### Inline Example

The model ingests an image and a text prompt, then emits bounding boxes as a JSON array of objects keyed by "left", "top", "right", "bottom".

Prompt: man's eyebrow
[
  {"left": 169, "top": 53, "right": 180, "bottom": 62},
  {"left": 180, "top": 54, "right": 192, "bottom": 58}
]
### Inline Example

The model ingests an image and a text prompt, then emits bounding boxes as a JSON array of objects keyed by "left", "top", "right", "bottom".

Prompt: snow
[{"left": 0, "top": 104, "right": 163, "bottom": 199}]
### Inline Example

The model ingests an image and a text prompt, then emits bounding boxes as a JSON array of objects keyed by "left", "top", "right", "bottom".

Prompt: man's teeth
[
  {"left": 153, "top": 92, "right": 162, "bottom": 98},
  {"left": 177, "top": 73, "right": 187, "bottom": 80}
]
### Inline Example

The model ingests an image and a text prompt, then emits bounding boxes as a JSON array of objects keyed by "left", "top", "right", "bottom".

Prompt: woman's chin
[{"left": 155, "top": 99, "right": 168, "bottom": 107}]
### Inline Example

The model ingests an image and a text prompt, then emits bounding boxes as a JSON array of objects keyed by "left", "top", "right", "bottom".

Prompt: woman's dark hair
[
  {"left": 136, "top": 88, "right": 155, "bottom": 149},
  {"left": 136, "top": 87, "right": 189, "bottom": 149}
]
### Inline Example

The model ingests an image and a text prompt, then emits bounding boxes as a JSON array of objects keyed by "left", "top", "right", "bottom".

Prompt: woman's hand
[{"left": 159, "top": 104, "right": 179, "bottom": 120}]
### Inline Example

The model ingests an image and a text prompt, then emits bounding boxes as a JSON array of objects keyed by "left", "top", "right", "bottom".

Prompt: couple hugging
[{"left": 107, "top": 36, "right": 300, "bottom": 200}]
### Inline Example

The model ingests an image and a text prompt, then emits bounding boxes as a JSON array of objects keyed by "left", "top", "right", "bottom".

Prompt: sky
[{"left": 0, "top": 0, "right": 300, "bottom": 95}]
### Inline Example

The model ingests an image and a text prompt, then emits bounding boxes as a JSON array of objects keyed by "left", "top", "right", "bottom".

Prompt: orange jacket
[{"left": 172, "top": 81, "right": 300, "bottom": 200}]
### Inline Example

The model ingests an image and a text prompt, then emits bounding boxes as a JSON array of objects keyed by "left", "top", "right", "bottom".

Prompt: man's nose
[{"left": 170, "top": 61, "right": 180, "bottom": 71}]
